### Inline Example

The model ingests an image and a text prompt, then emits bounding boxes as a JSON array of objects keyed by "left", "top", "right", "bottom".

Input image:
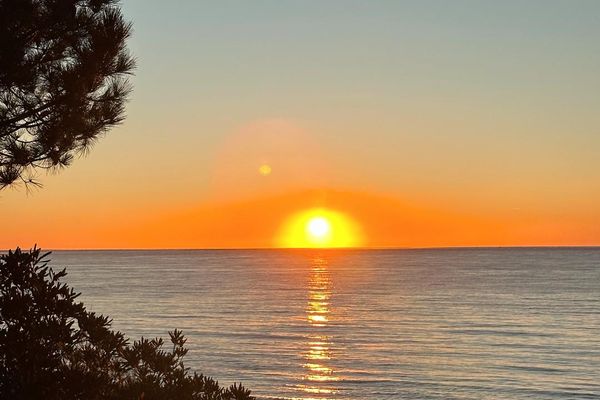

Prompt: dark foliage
[
  {"left": 0, "top": 0, "right": 135, "bottom": 188},
  {"left": 0, "top": 247, "right": 255, "bottom": 400}
]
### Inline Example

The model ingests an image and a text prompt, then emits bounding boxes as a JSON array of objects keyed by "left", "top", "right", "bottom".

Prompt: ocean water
[{"left": 52, "top": 248, "right": 600, "bottom": 399}]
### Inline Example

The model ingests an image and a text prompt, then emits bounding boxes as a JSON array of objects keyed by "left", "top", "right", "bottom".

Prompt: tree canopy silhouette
[
  {"left": 0, "top": 247, "right": 255, "bottom": 400},
  {"left": 0, "top": 0, "right": 135, "bottom": 189}
]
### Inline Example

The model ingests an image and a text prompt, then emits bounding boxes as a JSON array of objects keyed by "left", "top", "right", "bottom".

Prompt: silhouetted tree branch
[{"left": 0, "top": 0, "right": 135, "bottom": 189}]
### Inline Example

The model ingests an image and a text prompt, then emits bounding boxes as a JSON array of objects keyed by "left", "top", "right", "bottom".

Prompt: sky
[{"left": 2, "top": 0, "right": 600, "bottom": 249}]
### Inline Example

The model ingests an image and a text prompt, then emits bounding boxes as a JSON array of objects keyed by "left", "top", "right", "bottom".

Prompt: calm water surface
[{"left": 53, "top": 248, "right": 600, "bottom": 399}]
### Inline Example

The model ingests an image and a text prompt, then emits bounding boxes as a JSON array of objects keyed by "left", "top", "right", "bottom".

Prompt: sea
[{"left": 52, "top": 248, "right": 600, "bottom": 400}]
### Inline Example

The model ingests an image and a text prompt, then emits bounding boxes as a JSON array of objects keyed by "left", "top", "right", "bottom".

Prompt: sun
[
  {"left": 307, "top": 217, "right": 330, "bottom": 239},
  {"left": 278, "top": 208, "right": 363, "bottom": 248}
]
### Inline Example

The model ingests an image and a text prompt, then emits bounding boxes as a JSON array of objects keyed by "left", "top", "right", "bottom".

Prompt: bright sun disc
[
  {"left": 277, "top": 208, "right": 363, "bottom": 248},
  {"left": 307, "top": 217, "right": 330, "bottom": 238}
]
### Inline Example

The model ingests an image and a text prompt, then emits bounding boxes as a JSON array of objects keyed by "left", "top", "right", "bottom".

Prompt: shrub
[{"left": 0, "top": 247, "right": 254, "bottom": 400}]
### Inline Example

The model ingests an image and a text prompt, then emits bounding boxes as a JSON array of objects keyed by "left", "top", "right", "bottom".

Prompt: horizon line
[{"left": 9, "top": 245, "right": 600, "bottom": 252}]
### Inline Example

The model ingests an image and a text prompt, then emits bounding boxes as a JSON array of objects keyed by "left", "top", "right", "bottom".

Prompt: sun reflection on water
[{"left": 297, "top": 257, "right": 339, "bottom": 399}]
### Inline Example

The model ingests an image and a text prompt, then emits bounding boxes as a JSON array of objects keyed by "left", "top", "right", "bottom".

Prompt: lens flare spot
[{"left": 258, "top": 164, "right": 272, "bottom": 176}]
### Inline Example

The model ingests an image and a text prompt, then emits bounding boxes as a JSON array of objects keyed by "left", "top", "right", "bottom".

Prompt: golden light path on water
[{"left": 296, "top": 257, "right": 339, "bottom": 399}]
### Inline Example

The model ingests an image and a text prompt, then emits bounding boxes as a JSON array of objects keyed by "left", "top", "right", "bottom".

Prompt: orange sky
[
  {"left": 3, "top": 186, "right": 599, "bottom": 250},
  {"left": 2, "top": 2, "right": 600, "bottom": 249},
  {"left": 2, "top": 119, "right": 600, "bottom": 249}
]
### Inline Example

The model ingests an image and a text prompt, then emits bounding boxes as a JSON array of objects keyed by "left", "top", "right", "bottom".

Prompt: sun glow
[{"left": 278, "top": 208, "right": 363, "bottom": 248}]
